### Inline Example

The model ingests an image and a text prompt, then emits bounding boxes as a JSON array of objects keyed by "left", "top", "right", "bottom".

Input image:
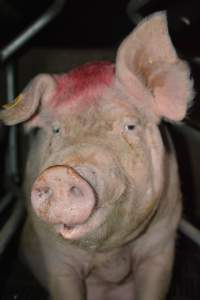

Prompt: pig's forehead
[{"left": 52, "top": 61, "right": 115, "bottom": 107}]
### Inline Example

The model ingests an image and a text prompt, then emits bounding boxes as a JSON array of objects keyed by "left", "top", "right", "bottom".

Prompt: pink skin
[
  {"left": 0, "top": 12, "right": 194, "bottom": 300},
  {"left": 31, "top": 165, "right": 97, "bottom": 239},
  {"left": 52, "top": 61, "right": 115, "bottom": 107}
]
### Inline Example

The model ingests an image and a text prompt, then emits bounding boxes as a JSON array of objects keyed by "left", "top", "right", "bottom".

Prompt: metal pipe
[
  {"left": 5, "top": 62, "right": 18, "bottom": 180},
  {"left": 179, "top": 218, "right": 200, "bottom": 247},
  {"left": 0, "top": 193, "right": 13, "bottom": 214},
  {"left": 1, "top": 0, "right": 66, "bottom": 179},
  {"left": 0, "top": 0, "right": 66, "bottom": 256},
  {"left": 0, "top": 0, "right": 66, "bottom": 62},
  {"left": 126, "top": 0, "right": 150, "bottom": 24},
  {"left": 0, "top": 197, "right": 24, "bottom": 256}
]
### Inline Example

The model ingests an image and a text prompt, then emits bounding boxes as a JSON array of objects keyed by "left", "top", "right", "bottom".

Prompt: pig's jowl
[{"left": 0, "top": 12, "right": 194, "bottom": 300}]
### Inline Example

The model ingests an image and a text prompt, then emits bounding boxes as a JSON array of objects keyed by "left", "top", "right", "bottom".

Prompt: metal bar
[
  {"left": 5, "top": 62, "right": 18, "bottom": 180},
  {"left": 0, "top": 197, "right": 24, "bottom": 256},
  {"left": 0, "top": 0, "right": 66, "bottom": 256},
  {"left": 179, "top": 218, "right": 200, "bottom": 247},
  {"left": 126, "top": 0, "right": 150, "bottom": 24},
  {"left": 1, "top": 0, "right": 66, "bottom": 179},
  {"left": 0, "top": 193, "right": 13, "bottom": 214},
  {"left": 0, "top": 0, "right": 66, "bottom": 62}
]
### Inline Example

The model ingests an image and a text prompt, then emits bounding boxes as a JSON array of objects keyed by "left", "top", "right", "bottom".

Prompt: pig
[{"left": 0, "top": 12, "right": 194, "bottom": 300}]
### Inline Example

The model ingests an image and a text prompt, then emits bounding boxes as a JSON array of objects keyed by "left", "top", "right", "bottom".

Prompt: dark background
[{"left": 0, "top": 0, "right": 200, "bottom": 51}]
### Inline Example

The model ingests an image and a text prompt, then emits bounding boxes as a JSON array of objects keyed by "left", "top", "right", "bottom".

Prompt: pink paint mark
[{"left": 52, "top": 61, "right": 115, "bottom": 107}]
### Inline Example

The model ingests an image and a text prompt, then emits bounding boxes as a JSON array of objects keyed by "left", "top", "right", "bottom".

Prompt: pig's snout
[{"left": 31, "top": 165, "right": 96, "bottom": 226}]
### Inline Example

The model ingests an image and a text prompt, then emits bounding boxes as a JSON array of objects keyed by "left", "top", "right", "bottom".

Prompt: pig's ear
[
  {"left": 0, "top": 74, "right": 57, "bottom": 126},
  {"left": 116, "top": 12, "right": 194, "bottom": 121}
]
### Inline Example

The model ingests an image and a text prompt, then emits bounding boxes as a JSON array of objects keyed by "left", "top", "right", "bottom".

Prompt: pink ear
[
  {"left": 0, "top": 74, "right": 57, "bottom": 126},
  {"left": 116, "top": 11, "right": 194, "bottom": 121}
]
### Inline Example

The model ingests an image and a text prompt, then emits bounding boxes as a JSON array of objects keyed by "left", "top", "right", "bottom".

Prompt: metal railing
[
  {"left": 0, "top": 0, "right": 66, "bottom": 254},
  {"left": 0, "top": 0, "right": 66, "bottom": 62}
]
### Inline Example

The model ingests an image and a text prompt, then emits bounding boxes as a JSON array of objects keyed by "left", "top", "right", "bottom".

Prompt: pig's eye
[
  {"left": 52, "top": 127, "right": 60, "bottom": 134},
  {"left": 124, "top": 124, "right": 135, "bottom": 131},
  {"left": 52, "top": 123, "right": 61, "bottom": 134},
  {"left": 123, "top": 123, "right": 136, "bottom": 132}
]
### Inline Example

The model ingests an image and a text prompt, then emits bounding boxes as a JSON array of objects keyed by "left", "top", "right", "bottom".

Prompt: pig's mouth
[
  {"left": 57, "top": 223, "right": 85, "bottom": 239},
  {"left": 63, "top": 224, "right": 76, "bottom": 230},
  {"left": 56, "top": 204, "right": 113, "bottom": 240}
]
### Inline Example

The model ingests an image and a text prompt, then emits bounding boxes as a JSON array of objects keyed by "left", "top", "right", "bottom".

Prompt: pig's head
[{"left": 0, "top": 12, "right": 193, "bottom": 250}]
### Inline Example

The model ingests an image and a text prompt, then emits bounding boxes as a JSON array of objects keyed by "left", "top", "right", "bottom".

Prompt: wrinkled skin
[{"left": 0, "top": 12, "right": 193, "bottom": 300}]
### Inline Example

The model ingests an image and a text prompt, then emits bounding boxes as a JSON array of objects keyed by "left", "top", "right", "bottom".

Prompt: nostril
[
  {"left": 35, "top": 187, "right": 53, "bottom": 201},
  {"left": 69, "top": 186, "right": 84, "bottom": 198}
]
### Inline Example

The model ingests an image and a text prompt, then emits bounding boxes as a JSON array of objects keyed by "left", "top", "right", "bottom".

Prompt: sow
[{"left": 0, "top": 12, "right": 193, "bottom": 300}]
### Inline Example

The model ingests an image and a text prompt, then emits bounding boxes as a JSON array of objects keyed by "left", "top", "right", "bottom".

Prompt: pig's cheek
[
  {"left": 123, "top": 156, "right": 153, "bottom": 207},
  {"left": 100, "top": 171, "right": 126, "bottom": 204},
  {"left": 119, "top": 137, "right": 149, "bottom": 181},
  {"left": 121, "top": 123, "right": 144, "bottom": 146},
  {"left": 144, "top": 124, "right": 166, "bottom": 198}
]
